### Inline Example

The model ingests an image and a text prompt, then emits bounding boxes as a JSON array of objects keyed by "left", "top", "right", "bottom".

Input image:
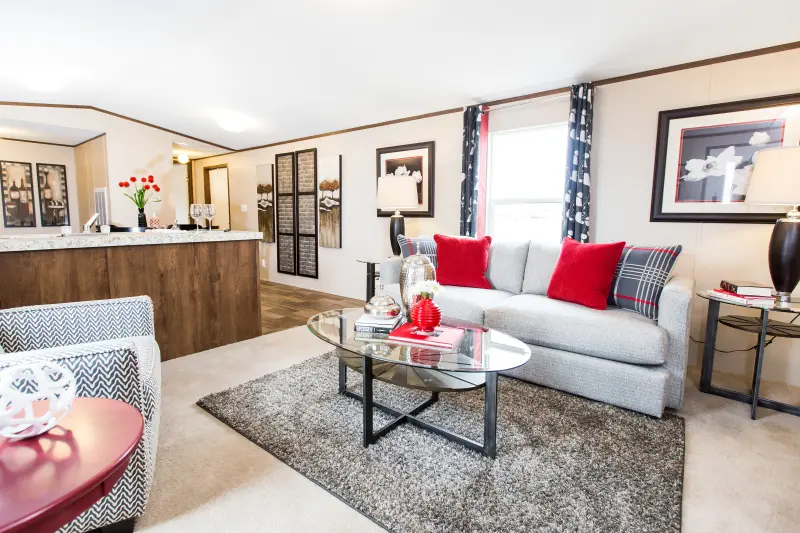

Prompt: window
[{"left": 486, "top": 123, "right": 568, "bottom": 243}]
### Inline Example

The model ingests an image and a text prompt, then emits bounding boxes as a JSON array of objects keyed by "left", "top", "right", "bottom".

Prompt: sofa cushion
[
  {"left": 397, "top": 235, "right": 437, "bottom": 267},
  {"left": 383, "top": 283, "right": 514, "bottom": 324},
  {"left": 547, "top": 238, "right": 626, "bottom": 310},
  {"left": 608, "top": 245, "right": 683, "bottom": 320},
  {"left": 484, "top": 294, "right": 667, "bottom": 365},
  {"left": 486, "top": 241, "right": 529, "bottom": 294},
  {"left": 434, "top": 234, "right": 492, "bottom": 289},
  {"left": 521, "top": 241, "right": 562, "bottom": 295}
]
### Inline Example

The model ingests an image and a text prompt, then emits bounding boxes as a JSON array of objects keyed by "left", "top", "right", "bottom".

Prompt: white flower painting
[{"left": 676, "top": 123, "right": 783, "bottom": 203}]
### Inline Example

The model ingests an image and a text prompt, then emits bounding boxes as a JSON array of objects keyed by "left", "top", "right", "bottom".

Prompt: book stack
[
  {"left": 388, "top": 323, "right": 465, "bottom": 349},
  {"left": 354, "top": 313, "right": 403, "bottom": 337},
  {"left": 710, "top": 280, "right": 775, "bottom": 307}
]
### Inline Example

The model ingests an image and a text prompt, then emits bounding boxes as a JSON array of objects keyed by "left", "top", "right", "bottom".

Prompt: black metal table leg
[
  {"left": 362, "top": 355, "right": 374, "bottom": 447},
  {"left": 338, "top": 359, "right": 347, "bottom": 394},
  {"left": 483, "top": 372, "right": 498, "bottom": 459},
  {"left": 700, "top": 299, "right": 720, "bottom": 392},
  {"left": 366, "top": 263, "right": 376, "bottom": 301},
  {"left": 751, "top": 308, "right": 769, "bottom": 420}
]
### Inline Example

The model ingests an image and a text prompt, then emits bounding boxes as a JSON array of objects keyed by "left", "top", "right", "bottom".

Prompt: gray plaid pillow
[
  {"left": 608, "top": 245, "right": 682, "bottom": 319},
  {"left": 397, "top": 235, "right": 437, "bottom": 268}
]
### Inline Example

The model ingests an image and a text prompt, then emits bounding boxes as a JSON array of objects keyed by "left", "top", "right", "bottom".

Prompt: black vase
[
  {"left": 768, "top": 218, "right": 800, "bottom": 302},
  {"left": 137, "top": 208, "right": 147, "bottom": 228}
]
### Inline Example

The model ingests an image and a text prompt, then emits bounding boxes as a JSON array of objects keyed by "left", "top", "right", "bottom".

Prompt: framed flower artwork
[
  {"left": 650, "top": 93, "right": 800, "bottom": 223},
  {"left": 376, "top": 141, "right": 435, "bottom": 218}
]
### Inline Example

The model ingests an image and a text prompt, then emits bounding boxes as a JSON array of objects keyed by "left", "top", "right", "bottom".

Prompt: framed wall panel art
[
  {"left": 376, "top": 141, "right": 435, "bottom": 218},
  {"left": 37, "top": 163, "right": 70, "bottom": 227},
  {"left": 650, "top": 93, "right": 800, "bottom": 223},
  {"left": 256, "top": 163, "right": 275, "bottom": 243},
  {"left": 318, "top": 154, "right": 342, "bottom": 249},
  {"left": 0, "top": 161, "right": 36, "bottom": 228}
]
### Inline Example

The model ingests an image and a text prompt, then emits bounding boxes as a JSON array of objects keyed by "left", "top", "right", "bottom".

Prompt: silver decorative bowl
[{"left": 364, "top": 293, "right": 402, "bottom": 319}]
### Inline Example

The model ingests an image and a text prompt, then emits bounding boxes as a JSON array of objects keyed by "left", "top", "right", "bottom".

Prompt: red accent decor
[
  {"left": 475, "top": 105, "right": 489, "bottom": 238},
  {"left": 410, "top": 298, "right": 442, "bottom": 331},
  {"left": 547, "top": 238, "right": 626, "bottom": 310},
  {"left": 389, "top": 323, "right": 465, "bottom": 349},
  {"left": 0, "top": 398, "right": 143, "bottom": 533},
  {"left": 433, "top": 234, "right": 492, "bottom": 289}
]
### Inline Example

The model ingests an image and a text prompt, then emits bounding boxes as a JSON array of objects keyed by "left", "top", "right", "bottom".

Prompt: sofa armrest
[
  {"left": 657, "top": 276, "right": 694, "bottom": 410},
  {"left": 0, "top": 339, "right": 143, "bottom": 412},
  {"left": 380, "top": 257, "right": 403, "bottom": 285},
  {"left": 0, "top": 296, "right": 154, "bottom": 353}
]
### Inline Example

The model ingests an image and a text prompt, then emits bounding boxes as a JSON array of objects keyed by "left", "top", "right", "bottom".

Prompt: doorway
[{"left": 203, "top": 164, "right": 231, "bottom": 230}]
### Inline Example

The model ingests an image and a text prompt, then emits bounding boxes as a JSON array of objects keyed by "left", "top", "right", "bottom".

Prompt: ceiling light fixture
[
  {"left": 214, "top": 110, "right": 256, "bottom": 133},
  {"left": 177, "top": 153, "right": 190, "bottom": 165}
]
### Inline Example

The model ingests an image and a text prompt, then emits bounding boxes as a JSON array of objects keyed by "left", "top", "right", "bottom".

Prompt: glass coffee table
[{"left": 307, "top": 308, "right": 531, "bottom": 458}]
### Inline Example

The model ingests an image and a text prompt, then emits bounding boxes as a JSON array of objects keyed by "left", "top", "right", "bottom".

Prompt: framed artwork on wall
[
  {"left": 256, "top": 163, "right": 275, "bottom": 243},
  {"left": 650, "top": 92, "right": 800, "bottom": 223},
  {"left": 318, "top": 154, "right": 342, "bottom": 249},
  {"left": 36, "top": 163, "right": 70, "bottom": 227},
  {"left": 376, "top": 141, "right": 435, "bottom": 218},
  {"left": 0, "top": 161, "right": 36, "bottom": 228},
  {"left": 275, "top": 152, "right": 296, "bottom": 275},
  {"left": 295, "top": 148, "right": 318, "bottom": 279}
]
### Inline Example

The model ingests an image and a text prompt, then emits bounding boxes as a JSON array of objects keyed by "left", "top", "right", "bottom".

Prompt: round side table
[{"left": 0, "top": 397, "right": 144, "bottom": 533}]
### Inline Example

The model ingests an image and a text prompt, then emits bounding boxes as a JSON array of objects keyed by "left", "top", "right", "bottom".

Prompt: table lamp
[
  {"left": 745, "top": 145, "right": 800, "bottom": 302},
  {"left": 376, "top": 175, "right": 419, "bottom": 255}
]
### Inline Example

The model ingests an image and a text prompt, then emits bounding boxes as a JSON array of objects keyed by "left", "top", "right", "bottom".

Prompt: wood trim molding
[
  {"left": 0, "top": 136, "right": 74, "bottom": 148},
  {"left": 72, "top": 132, "right": 106, "bottom": 148},
  {"left": 0, "top": 102, "right": 234, "bottom": 151}
]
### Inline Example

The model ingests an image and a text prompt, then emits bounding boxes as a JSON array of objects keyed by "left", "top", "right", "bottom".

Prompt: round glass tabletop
[
  {"left": 697, "top": 291, "right": 800, "bottom": 314},
  {"left": 307, "top": 308, "right": 531, "bottom": 373}
]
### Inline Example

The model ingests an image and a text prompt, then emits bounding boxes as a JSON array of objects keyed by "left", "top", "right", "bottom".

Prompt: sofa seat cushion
[
  {"left": 484, "top": 294, "right": 667, "bottom": 365},
  {"left": 383, "top": 284, "right": 514, "bottom": 324}
]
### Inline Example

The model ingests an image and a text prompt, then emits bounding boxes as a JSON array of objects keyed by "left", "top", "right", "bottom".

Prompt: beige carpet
[{"left": 136, "top": 326, "right": 800, "bottom": 533}]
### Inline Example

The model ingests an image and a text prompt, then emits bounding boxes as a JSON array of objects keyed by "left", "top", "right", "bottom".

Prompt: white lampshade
[
  {"left": 376, "top": 176, "right": 418, "bottom": 211},
  {"left": 745, "top": 145, "right": 800, "bottom": 206}
]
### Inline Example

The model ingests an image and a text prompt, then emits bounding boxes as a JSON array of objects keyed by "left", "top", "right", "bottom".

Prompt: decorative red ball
[
  {"left": 130, "top": 177, "right": 137, "bottom": 182},
  {"left": 410, "top": 298, "right": 442, "bottom": 332},
  {"left": 148, "top": 175, "right": 154, "bottom": 183}
]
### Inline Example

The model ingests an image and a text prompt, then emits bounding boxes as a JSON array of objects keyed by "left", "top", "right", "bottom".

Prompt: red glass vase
[{"left": 410, "top": 298, "right": 442, "bottom": 332}]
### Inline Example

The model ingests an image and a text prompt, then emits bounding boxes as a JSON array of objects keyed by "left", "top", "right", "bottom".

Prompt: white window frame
[{"left": 485, "top": 122, "right": 568, "bottom": 239}]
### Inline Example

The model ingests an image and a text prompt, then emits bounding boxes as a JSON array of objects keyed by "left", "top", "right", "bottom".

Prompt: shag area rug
[{"left": 198, "top": 352, "right": 684, "bottom": 533}]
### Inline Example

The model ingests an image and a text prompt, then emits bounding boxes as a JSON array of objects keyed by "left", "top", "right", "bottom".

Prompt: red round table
[{"left": 0, "top": 398, "right": 144, "bottom": 533}]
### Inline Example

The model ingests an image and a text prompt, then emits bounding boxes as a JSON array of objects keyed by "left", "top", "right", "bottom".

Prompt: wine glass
[
  {"left": 203, "top": 204, "right": 216, "bottom": 231},
  {"left": 190, "top": 204, "right": 203, "bottom": 231}
]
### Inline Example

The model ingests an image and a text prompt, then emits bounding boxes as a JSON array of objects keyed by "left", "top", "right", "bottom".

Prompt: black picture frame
[
  {"left": 376, "top": 141, "right": 435, "bottom": 218},
  {"left": 36, "top": 163, "right": 71, "bottom": 227},
  {"left": 0, "top": 160, "right": 37, "bottom": 228},
  {"left": 275, "top": 152, "right": 296, "bottom": 275},
  {"left": 650, "top": 92, "right": 800, "bottom": 224},
  {"left": 294, "top": 148, "right": 319, "bottom": 279}
]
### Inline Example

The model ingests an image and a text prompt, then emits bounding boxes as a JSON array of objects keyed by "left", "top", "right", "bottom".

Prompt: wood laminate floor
[{"left": 260, "top": 281, "right": 365, "bottom": 335}]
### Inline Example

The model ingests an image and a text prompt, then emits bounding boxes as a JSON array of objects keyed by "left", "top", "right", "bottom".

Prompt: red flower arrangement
[{"left": 118, "top": 175, "right": 162, "bottom": 209}]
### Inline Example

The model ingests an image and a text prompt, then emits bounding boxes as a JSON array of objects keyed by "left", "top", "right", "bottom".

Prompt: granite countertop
[{"left": 0, "top": 230, "right": 263, "bottom": 252}]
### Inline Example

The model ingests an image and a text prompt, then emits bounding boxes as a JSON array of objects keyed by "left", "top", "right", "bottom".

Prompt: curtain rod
[{"left": 483, "top": 91, "right": 571, "bottom": 112}]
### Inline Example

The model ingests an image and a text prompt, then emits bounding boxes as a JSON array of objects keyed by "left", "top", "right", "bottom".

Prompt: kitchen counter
[
  {"left": 0, "top": 231, "right": 263, "bottom": 360},
  {"left": 0, "top": 230, "right": 262, "bottom": 252}
]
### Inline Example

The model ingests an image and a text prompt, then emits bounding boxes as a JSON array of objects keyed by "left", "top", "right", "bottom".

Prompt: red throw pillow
[
  {"left": 434, "top": 234, "right": 492, "bottom": 289},
  {"left": 547, "top": 238, "right": 626, "bottom": 310}
]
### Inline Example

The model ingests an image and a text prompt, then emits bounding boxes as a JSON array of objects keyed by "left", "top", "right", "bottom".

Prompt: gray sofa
[{"left": 380, "top": 241, "right": 693, "bottom": 417}]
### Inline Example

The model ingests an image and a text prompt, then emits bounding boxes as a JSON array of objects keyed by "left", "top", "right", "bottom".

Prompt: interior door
[{"left": 204, "top": 166, "right": 231, "bottom": 229}]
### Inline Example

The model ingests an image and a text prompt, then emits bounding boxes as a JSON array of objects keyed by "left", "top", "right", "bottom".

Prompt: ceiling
[
  {"left": 2, "top": 1, "right": 799, "bottom": 151},
  {"left": 0, "top": 118, "right": 101, "bottom": 146}
]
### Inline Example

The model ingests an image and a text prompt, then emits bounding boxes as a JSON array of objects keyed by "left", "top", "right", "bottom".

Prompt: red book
[{"left": 388, "top": 323, "right": 465, "bottom": 349}]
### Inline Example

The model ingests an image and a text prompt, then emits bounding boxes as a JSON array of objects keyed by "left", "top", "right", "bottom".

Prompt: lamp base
[
  {"left": 390, "top": 211, "right": 405, "bottom": 256},
  {"left": 768, "top": 211, "right": 800, "bottom": 300}
]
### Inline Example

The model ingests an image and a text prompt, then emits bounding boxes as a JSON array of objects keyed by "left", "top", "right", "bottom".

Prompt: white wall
[
  {"left": 193, "top": 112, "right": 463, "bottom": 300},
  {"left": 0, "top": 107, "right": 175, "bottom": 227},
  {"left": 0, "top": 139, "right": 80, "bottom": 234},
  {"left": 592, "top": 48, "right": 800, "bottom": 385}
]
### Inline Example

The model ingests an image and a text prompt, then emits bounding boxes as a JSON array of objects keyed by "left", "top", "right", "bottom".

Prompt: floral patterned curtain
[
  {"left": 460, "top": 106, "right": 483, "bottom": 236},
  {"left": 562, "top": 83, "right": 594, "bottom": 243}
]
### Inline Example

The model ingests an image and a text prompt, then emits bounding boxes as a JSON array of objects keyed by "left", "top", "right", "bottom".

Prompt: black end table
[{"left": 698, "top": 292, "right": 800, "bottom": 419}]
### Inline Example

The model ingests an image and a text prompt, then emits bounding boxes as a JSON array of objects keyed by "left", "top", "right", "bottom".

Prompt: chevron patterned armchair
[{"left": 0, "top": 296, "right": 161, "bottom": 533}]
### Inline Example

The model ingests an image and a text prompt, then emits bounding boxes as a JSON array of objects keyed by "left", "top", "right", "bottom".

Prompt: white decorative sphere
[{"left": 0, "top": 362, "right": 76, "bottom": 440}]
